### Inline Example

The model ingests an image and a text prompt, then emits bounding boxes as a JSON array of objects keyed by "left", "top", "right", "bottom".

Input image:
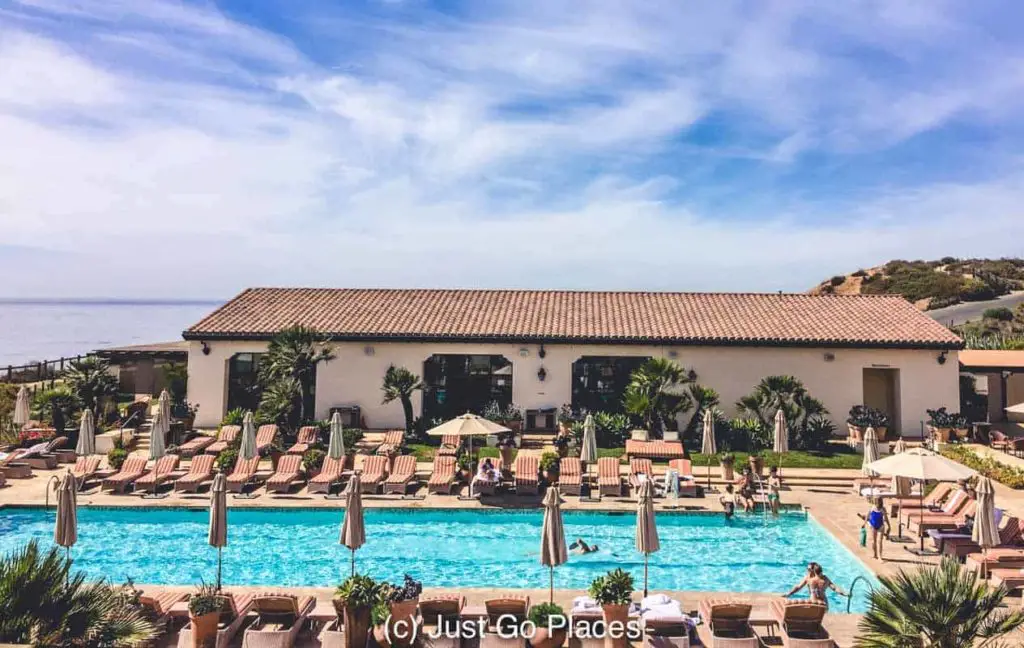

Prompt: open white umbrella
[
  {"left": 13, "top": 386, "right": 29, "bottom": 429},
  {"left": 973, "top": 477, "right": 999, "bottom": 577},
  {"left": 239, "top": 411, "right": 257, "bottom": 460},
  {"left": 208, "top": 473, "right": 228, "bottom": 590},
  {"left": 772, "top": 409, "right": 788, "bottom": 476},
  {"left": 427, "top": 414, "right": 510, "bottom": 498},
  {"left": 862, "top": 427, "right": 880, "bottom": 493},
  {"left": 328, "top": 411, "right": 346, "bottom": 460},
  {"left": 540, "top": 488, "right": 567, "bottom": 603},
  {"left": 701, "top": 409, "right": 716, "bottom": 489},
  {"left": 340, "top": 474, "right": 366, "bottom": 576},
  {"left": 580, "top": 415, "right": 598, "bottom": 498},
  {"left": 75, "top": 410, "right": 95, "bottom": 456},
  {"left": 635, "top": 479, "right": 660, "bottom": 597},
  {"left": 54, "top": 471, "right": 78, "bottom": 560},
  {"left": 866, "top": 448, "right": 975, "bottom": 553}
]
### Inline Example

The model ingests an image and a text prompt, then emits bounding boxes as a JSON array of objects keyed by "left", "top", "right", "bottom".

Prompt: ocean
[{"left": 0, "top": 300, "right": 220, "bottom": 367}]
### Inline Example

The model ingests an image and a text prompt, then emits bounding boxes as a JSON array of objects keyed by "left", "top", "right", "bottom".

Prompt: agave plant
[
  {"left": 0, "top": 540, "right": 156, "bottom": 646},
  {"left": 856, "top": 556, "right": 1024, "bottom": 647}
]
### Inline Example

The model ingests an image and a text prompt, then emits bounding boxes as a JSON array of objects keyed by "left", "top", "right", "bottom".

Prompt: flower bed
[{"left": 941, "top": 445, "right": 1024, "bottom": 489}]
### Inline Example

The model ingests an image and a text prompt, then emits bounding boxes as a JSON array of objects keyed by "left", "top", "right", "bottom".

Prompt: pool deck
[{"left": 6, "top": 444, "right": 1024, "bottom": 647}]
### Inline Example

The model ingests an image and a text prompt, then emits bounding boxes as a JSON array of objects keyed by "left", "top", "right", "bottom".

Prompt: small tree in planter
[
  {"left": 375, "top": 574, "right": 423, "bottom": 648},
  {"left": 529, "top": 602, "right": 568, "bottom": 648},
  {"left": 188, "top": 581, "right": 222, "bottom": 648},
  {"left": 503, "top": 403, "right": 524, "bottom": 437},
  {"left": 457, "top": 454, "right": 474, "bottom": 482},
  {"left": 334, "top": 574, "right": 384, "bottom": 648},
  {"left": 589, "top": 568, "right": 635, "bottom": 648},
  {"left": 558, "top": 404, "right": 577, "bottom": 436},
  {"left": 540, "top": 451, "right": 560, "bottom": 484},
  {"left": 302, "top": 448, "right": 326, "bottom": 477}
]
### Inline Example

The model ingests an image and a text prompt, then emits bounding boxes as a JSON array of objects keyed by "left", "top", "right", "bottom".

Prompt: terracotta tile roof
[
  {"left": 182, "top": 288, "right": 963, "bottom": 349},
  {"left": 959, "top": 350, "right": 1024, "bottom": 370}
]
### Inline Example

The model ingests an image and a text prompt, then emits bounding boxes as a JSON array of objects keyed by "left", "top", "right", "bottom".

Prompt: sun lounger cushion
[
  {"left": 308, "top": 455, "right": 345, "bottom": 493},
  {"left": 102, "top": 456, "right": 149, "bottom": 491},
  {"left": 626, "top": 439, "right": 685, "bottom": 460},
  {"left": 514, "top": 454, "right": 539, "bottom": 493},
  {"left": 286, "top": 426, "right": 319, "bottom": 455},
  {"left": 136, "top": 455, "right": 180, "bottom": 487},
  {"left": 206, "top": 425, "right": 241, "bottom": 455},
  {"left": 174, "top": 454, "right": 216, "bottom": 491},
  {"left": 437, "top": 434, "right": 461, "bottom": 456},
  {"left": 377, "top": 430, "right": 405, "bottom": 455},
  {"left": 384, "top": 455, "right": 416, "bottom": 494},
  {"left": 598, "top": 457, "right": 622, "bottom": 495},
  {"left": 427, "top": 456, "right": 457, "bottom": 494},
  {"left": 360, "top": 455, "right": 389, "bottom": 492}
]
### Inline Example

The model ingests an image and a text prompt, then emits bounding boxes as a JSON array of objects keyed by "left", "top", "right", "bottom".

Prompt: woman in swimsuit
[
  {"left": 719, "top": 484, "right": 738, "bottom": 519},
  {"left": 784, "top": 563, "right": 847, "bottom": 608},
  {"left": 858, "top": 497, "right": 890, "bottom": 560},
  {"left": 767, "top": 467, "right": 782, "bottom": 516}
]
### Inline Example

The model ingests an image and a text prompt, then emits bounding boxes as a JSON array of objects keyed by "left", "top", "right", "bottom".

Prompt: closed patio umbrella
[
  {"left": 208, "top": 473, "right": 228, "bottom": 590},
  {"left": 340, "top": 473, "right": 365, "bottom": 576},
  {"left": 427, "top": 414, "right": 510, "bottom": 498},
  {"left": 635, "top": 478, "right": 660, "bottom": 597},
  {"left": 328, "top": 411, "right": 346, "bottom": 460},
  {"left": 149, "top": 409, "right": 167, "bottom": 461},
  {"left": 540, "top": 488, "right": 567, "bottom": 603},
  {"left": 866, "top": 448, "right": 975, "bottom": 553},
  {"left": 581, "top": 415, "right": 598, "bottom": 497},
  {"left": 773, "top": 409, "right": 788, "bottom": 476},
  {"left": 973, "top": 476, "right": 999, "bottom": 576},
  {"left": 76, "top": 410, "right": 95, "bottom": 456},
  {"left": 893, "top": 438, "right": 908, "bottom": 454},
  {"left": 890, "top": 437, "right": 910, "bottom": 539},
  {"left": 54, "top": 471, "right": 78, "bottom": 560},
  {"left": 701, "top": 409, "right": 716, "bottom": 489},
  {"left": 239, "top": 411, "right": 257, "bottom": 460},
  {"left": 862, "top": 427, "right": 880, "bottom": 493},
  {"left": 158, "top": 390, "right": 172, "bottom": 428},
  {"left": 13, "top": 386, "right": 29, "bottom": 429}
]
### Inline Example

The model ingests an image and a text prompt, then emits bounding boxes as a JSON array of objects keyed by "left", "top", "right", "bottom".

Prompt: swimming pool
[{"left": 0, "top": 507, "right": 876, "bottom": 611}]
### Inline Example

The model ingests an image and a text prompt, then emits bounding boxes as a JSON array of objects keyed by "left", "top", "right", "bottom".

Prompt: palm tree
[
  {"left": 381, "top": 365, "right": 424, "bottom": 435},
  {"left": 683, "top": 384, "right": 720, "bottom": 441},
  {"left": 856, "top": 556, "right": 1024, "bottom": 647},
  {"left": 622, "top": 358, "right": 695, "bottom": 436},
  {"left": 257, "top": 325, "right": 335, "bottom": 425},
  {"left": 0, "top": 540, "right": 156, "bottom": 646},
  {"left": 63, "top": 357, "right": 119, "bottom": 421},
  {"left": 736, "top": 375, "right": 827, "bottom": 432}
]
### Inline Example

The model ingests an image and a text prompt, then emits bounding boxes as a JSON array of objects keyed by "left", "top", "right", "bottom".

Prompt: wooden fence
[{"left": 2, "top": 354, "right": 96, "bottom": 387}]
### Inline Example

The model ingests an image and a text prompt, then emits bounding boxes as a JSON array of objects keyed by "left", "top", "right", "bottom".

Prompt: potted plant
[
  {"left": 457, "top": 454, "right": 474, "bottom": 482},
  {"left": 107, "top": 446, "right": 128, "bottom": 471},
  {"left": 529, "top": 602, "right": 568, "bottom": 648},
  {"left": 504, "top": 403, "right": 524, "bottom": 438},
  {"left": 927, "top": 408, "right": 955, "bottom": 444},
  {"left": 719, "top": 453, "right": 735, "bottom": 481},
  {"left": 847, "top": 405, "right": 890, "bottom": 442},
  {"left": 951, "top": 412, "right": 970, "bottom": 441},
  {"left": 552, "top": 432, "right": 571, "bottom": 458},
  {"left": 334, "top": 574, "right": 382, "bottom": 648},
  {"left": 215, "top": 447, "right": 239, "bottom": 474},
  {"left": 187, "top": 581, "right": 222, "bottom": 648},
  {"left": 540, "top": 451, "right": 560, "bottom": 484},
  {"left": 558, "top": 404, "right": 576, "bottom": 437},
  {"left": 589, "top": 568, "right": 634, "bottom": 648},
  {"left": 302, "top": 448, "right": 326, "bottom": 478},
  {"left": 261, "top": 442, "right": 285, "bottom": 471},
  {"left": 374, "top": 574, "right": 423, "bottom": 648},
  {"left": 497, "top": 433, "right": 517, "bottom": 469},
  {"left": 748, "top": 452, "right": 764, "bottom": 477}
]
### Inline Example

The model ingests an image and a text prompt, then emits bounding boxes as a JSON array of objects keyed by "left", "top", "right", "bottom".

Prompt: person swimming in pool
[
  {"left": 719, "top": 484, "right": 738, "bottom": 519},
  {"left": 569, "top": 537, "right": 599, "bottom": 554}
]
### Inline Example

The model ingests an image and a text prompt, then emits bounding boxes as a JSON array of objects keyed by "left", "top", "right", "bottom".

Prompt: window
[
  {"left": 422, "top": 354, "right": 513, "bottom": 421},
  {"left": 226, "top": 353, "right": 264, "bottom": 414},
  {"left": 571, "top": 356, "right": 650, "bottom": 414}
]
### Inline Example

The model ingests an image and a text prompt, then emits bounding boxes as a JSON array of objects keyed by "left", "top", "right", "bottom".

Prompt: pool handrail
[{"left": 846, "top": 575, "right": 872, "bottom": 613}]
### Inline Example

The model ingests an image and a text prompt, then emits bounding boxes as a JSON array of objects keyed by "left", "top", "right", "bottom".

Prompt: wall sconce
[
  {"left": 519, "top": 348, "right": 529, "bottom": 357},
  {"left": 823, "top": 352, "right": 835, "bottom": 362},
  {"left": 201, "top": 341, "right": 211, "bottom": 356},
  {"left": 667, "top": 350, "right": 679, "bottom": 359},
  {"left": 363, "top": 346, "right": 375, "bottom": 356},
  {"left": 937, "top": 351, "right": 948, "bottom": 365},
  {"left": 538, "top": 343, "right": 546, "bottom": 359},
  {"left": 537, "top": 366, "right": 547, "bottom": 382}
]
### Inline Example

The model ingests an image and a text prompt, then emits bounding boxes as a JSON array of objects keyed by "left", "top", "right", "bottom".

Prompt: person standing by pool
[
  {"left": 735, "top": 467, "right": 756, "bottom": 512},
  {"left": 767, "top": 467, "right": 782, "bottom": 515},
  {"left": 784, "top": 563, "right": 847, "bottom": 608},
  {"left": 857, "top": 497, "right": 890, "bottom": 560},
  {"left": 719, "top": 485, "right": 738, "bottom": 518}
]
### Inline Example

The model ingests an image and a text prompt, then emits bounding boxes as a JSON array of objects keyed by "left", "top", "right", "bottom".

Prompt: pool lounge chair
[
  {"left": 936, "top": 514, "right": 1019, "bottom": 557},
  {"left": 71, "top": 455, "right": 101, "bottom": 488},
  {"left": 559, "top": 457, "right": 582, "bottom": 495},
  {"left": 174, "top": 454, "right": 216, "bottom": 492},
  {"left": 667, "top": 459, "right": 698, "bottom": 497},
  {"left": 266, "top": 454, "right": 305, "bottom": 494},
  {"left": 598, "top": 457, "right": 623, "bottom": 497},
  {"left": 630, "top": 458, "right": 655, "bottom": 494},
  {"left": 308, "top": 455, "right": 346, "bottom": 494},
  {"left": 135, "top": 455, "right": 181, "bottom": 493},
  {"left": 437, "top": 434, "right": 461, "bottom": 457},
  {"left": 286, "top": 426, "right": 318, "bottom": 455},
  {"left": 991, "top": 430, "right": 1024, "bottom": 455},
  {"left": 483, "top": 596, "right": 529, "bottom": 648},
  {"left": 139, "top": 590, "right": 188, "bottom": 637},
  {"left": 474, "top": 457, "right": 501, "bottom": 496},
  {"left": 177, "top": 592, "right": 256, "bottom": 648},
  {"left": 254, "top": 424, "right": 279, "bottom": 455},
  {"left": 22, "top": 436, "right": 70, "bottom": 469},
  {"left": 626, "top": 439, "right": 685, "bottom": 461},
  {"left": 383, "top": 455, "right": 417, "bottom": 494},
  {"left": 376, "top": 430, "right": 405, "bottom": 456},
  {"left": 0, "top": 449, "right": 33, "bottom": 479},
  {"left": 901, "top": 486, "right": 967, "bottom": 523},
  {"left": 697, "top": 599, "right": 757, "bottom": 648},
  {"left": 360, "top": 455, "right": 390, "bottom": 493},
  {"left": 427, "top": 455, "right": 458, "bottom": 494},
  {"left": 988, "top": 567, "right": 1024, "bottom": 592},
  {"left": 242, "top": 593, "right": 316, "bottom": 648},
  {"left": 769, "top": 600, "right": 832, "bottom": 648},
  {"left": 205, "top": 425, "right": 241, "bottom": 455},
  {"left": 226, "top": 455, "right": 263, "bottom": 493},
  {"left": 890, "top": 482, "right": 955, "bottom": 516},
  {"left": 420, "top": 594, "right": 465, "bottom": 648},
  {"left": 102, "top": 455, "right": 149, "bottom": 493},
  {"left": 514, "top": 454, "right": 539, "bottom": 495},
  {"left": 641, "top": 594, "right": 692, "bottom": 647},
  {"left": 906, "top": 499, "right": 976, "bottom": 535},
  {"left": 177, "top": 432, "right": 216, "bottom": 458}
]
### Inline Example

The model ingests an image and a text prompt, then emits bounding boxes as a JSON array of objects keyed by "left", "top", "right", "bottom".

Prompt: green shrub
[
  {"left": 302, "top": 448, "right": 325, "bottom": 472},
  {"left": 343, "top": 427, "right": 364, "bottom": 451},
  {"left": 529, "top": 602, "right": 567, "bottom": 628},
  {"left": 215, "top": 447, "right": 238, "bottom": 473},
  {"left": 829, "top": 275, "right": 846, "bottom": 286},
  {"left": 539, "top": 451, "right": 559, "bottom": 474},
  {"left": 851, "top": 269, "right": 868, "bottom": 277},
  {"left": 590, "top": 411, "right": 632, "bottom": 448},
  {"left": 589, "top": 568, "right": 634, "bottom": 605},
  {"left": 188, "top": 581, "right": 221, "bottom": 616},
  {"left": 107, "top": 447, "right": 128, "bottom": 470},
  {"left": 221, "top": 408, "right": 245, "bottom": 427},
  {"left": 983, "top": 307, "right": 1015, "bottom": 322},
  {"left": 941, "top": 446, "right": 1024, "bottom": 489}
]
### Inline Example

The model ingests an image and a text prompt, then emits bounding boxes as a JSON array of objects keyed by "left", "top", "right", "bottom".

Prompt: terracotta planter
[
  {"left": 601, "top": 603, "right": 630, "bottom": 648},
  {"left": 337, "top": 603, "right": 371, "bottom": 648},
  {"left": 507, "top": 420, "right": 523, "bottom": 433},
  {"left": 499, "top": 446, "right": 516, "bottom": 469},
  {"left": 848, "top": 425, "right": 864, "bottom": 444},
  {"left": 532, "top": 627, "right": 567, "bottom": 648},
  {"left": 954, "top": 428, "right": 969, "bottom": 440},
  {"left": 720, "top": 461, "right": 735, "bottom": 481},
  {"left": 559, "top": 421, "right": 574, "bottom": 436},
  {"left": 386, "top": 599, "right": 420, "bottom": 648},
  {"left": 189, "top": 611, "right": 220, "bottom": 648},
  {"left": 269, "top": 450, "right": 282, "bottom": 471},
  {"left": 545, "top": 468, "right": 559, "bottom": 483},
  {"left": 749, "top": 456, "right": 764, "bottom": 477},
  {"left": 875, "top": 426, "right": 888, "bottom": 442},
  {"left": 932, "top": 427, "right": 952, "bottom": 443}
]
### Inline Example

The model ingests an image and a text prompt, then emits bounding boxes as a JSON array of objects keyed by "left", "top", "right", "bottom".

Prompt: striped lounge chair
[
  {"left": 286, "top": 426, "right": 318, "bottom": 455},
  {"left": 769, "top": 600, "right": 831, "bottom": 648},
  {"left": 625, "top": 439, "right": 685, "bottom": 461},
  {"left": 668, "top": 458, "right": 698, "bottom": 497},
  {"left": 598, "top": 457, "right": 622, "bottom": 497},
  {"left": 437, "top": 434, "right": 461, "bottom": 456},
  {"left": 384, "top": 455, "right": 417, "bottom": 495},
  {"left": 177, "top": 433, "right": 216, "bottom": 458},
  {"left": 559, "top": 457, "right": 582, "bottom": 495},
  {"left": 71, "top": 455, "right": 101, "bottom": 489},
  {"left": 205, "top": 425, "right": 241, "bottom": 455},
  {"left": 174, "top": 454, "right": 216, "bottom": 492},
  {"left": 254, "top": 424, "right": 278, "bottom": 454},
  {"left": 101, "top": 455, "right": 149, "bottom": 493},
  {"left": 359, "top": 455, "right": 389, "bottom": 493},
  {"left": 513, "top": 454, "right": 539, "bottom": 495},
  {"left": 266, "top": 454, "right": 305, "bottom": 494},
  {"left": 427, "top": 455, "right": 458, "bottom": 494},
  {"left": 135, "top": 455, "right": 181, "bottom": 493},
  {"left": 376, "top": 430, "right": 405, "bottom": 457},
  {"left": 226, "top": 456, "right": 262, "bottom": 493},
  {"left": 629, "top": 458, "right": 654, "bottom": 494},
  {"left": 308, "top": 455, "right": 346, "bottom": 494}
]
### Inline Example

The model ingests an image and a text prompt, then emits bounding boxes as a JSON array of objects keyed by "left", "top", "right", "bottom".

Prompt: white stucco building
[{"left": 183, "top": 288, "right": 962, "bottom": 436}]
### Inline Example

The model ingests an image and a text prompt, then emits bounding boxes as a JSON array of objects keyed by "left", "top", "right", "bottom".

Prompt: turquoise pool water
[{"left": 0, "top": 507, "right": 876, "bottom": 611}]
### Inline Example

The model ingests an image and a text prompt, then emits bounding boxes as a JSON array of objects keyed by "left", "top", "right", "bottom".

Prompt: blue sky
[{"left": 1, "top": 0, "right": 1023, "bottom": 298}]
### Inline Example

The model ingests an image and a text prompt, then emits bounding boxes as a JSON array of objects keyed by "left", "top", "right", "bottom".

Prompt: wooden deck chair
[
  {"left": 173, "top": 454, "right": 216, "bottom": 492},
  {"left": 769, "top": 600, "right": 831, "bottom": 648},
  {"left": 286, "top": 426, "right": 318, "bottom": 455},
  {"left": 697, "top": 600, "right": 758, "bottom": 647},
  {"left": 598, "top": 457, "right": 623, "bottom": 496},
  {"left": 383, "top": 455, "right": 417, "bottom": 494},
  {"left": 360, "top": 455, "right": 389, "bottom": 493},
  {"left": 205, "top": 425, "right": 241, "bottom": 455},
  {"left": 242, "top": 593, "right": 316, "bottom": 648}
]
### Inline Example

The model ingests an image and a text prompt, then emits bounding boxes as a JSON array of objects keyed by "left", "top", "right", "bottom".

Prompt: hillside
[{"left": 809, "top": 257, "right": 1024, "bottom": 310}]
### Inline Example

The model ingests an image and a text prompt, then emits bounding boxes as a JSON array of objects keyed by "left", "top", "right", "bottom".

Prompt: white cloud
[{"left": 0, "top": 0, "right": 1023, "bottom": 298}]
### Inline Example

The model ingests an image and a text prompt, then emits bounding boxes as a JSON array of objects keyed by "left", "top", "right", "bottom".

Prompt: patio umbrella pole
[
  {"left": 351, "top": 548, "right": 356, "bottom": 577},
  {"left": 217, "top": 547, "right": 222, "bottom": 592},
  {"left": 549, "top": 566, "right": 554, "bottom": 604},
  {"left": 644, "top": 555, "right": 649, "bottom": 598}
]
